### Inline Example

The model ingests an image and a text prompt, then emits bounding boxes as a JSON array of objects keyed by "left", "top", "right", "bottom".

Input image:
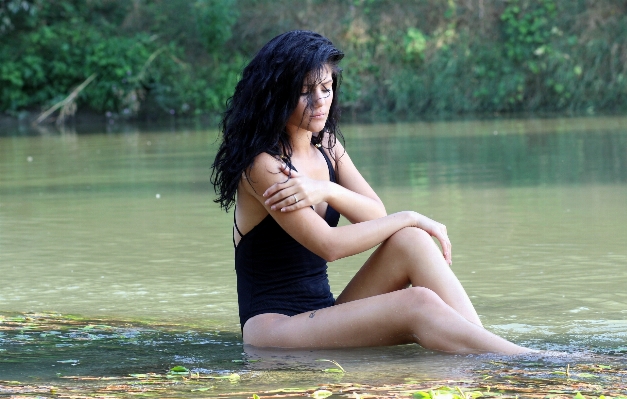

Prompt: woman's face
[{"left": 286, "top": 64, "right": 334, "bottom": 135}]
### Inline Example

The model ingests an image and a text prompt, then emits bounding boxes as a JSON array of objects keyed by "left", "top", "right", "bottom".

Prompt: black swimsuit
[{"left": 233, "top": 146, "right": 340, "bottom": 328}]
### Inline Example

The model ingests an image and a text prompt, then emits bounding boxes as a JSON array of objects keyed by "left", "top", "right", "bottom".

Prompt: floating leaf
[
  {"left": 324, "top": 368, "right": 345, "bottom": 373},
  {"left": 574, "top": 392, "right": 586, "bottom": 399},
  {"left": 312, "top": 389, "right": 333, "bottom": 399},
  {"left": 168, "top": 365, "right": 190, "bottom": 375},
  {"left": 414, "top": 391, "right": 432, "bottom": 399}
]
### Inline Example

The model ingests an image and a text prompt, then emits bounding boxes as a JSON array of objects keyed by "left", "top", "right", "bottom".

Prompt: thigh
[
  {"left": 242, "top": 289, "right": 423, "bottom": 348},
  {"left": 335, "top": 227, "right": 481, "bottom": 325},
  {"left": 241, "top": 287, "right": 528, "bottom": 354}
]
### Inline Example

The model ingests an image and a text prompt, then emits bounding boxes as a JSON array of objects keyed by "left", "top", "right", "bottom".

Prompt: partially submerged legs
[{"left": 243, "top": 227, "right": 531, "bottom": 355}]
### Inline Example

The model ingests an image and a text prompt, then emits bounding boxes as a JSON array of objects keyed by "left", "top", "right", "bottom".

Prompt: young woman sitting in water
[{"left": 211, "top": 30, "right": 532, "bottom": 355}]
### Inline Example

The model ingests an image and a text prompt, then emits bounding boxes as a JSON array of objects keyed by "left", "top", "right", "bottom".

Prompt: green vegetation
[{"left": 1, "top": 0, "right": 626, "bottom": 121}]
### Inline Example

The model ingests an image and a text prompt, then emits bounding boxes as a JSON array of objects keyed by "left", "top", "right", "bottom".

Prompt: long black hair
[{"left": 211, "top": 30, "right": 345, "bottom": 211}]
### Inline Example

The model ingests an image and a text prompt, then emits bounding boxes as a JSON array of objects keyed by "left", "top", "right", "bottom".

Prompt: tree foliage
[{"left": 0, "top": 0, "right": 626, "bottom": 120}]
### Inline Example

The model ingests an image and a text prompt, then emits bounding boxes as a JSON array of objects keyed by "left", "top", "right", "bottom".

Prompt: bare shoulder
[{"left": 243, "top": 152, "right": 287, "bottom": 198}]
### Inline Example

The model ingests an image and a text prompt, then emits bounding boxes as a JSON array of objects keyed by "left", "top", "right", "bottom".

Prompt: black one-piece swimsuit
[{"left": 233, "top": 146, "right": 340, "bottom": 328}]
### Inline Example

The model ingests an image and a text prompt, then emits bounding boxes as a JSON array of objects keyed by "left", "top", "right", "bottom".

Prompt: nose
[{"left": 314, "top": 89, "right": 328, "bottom": 106}]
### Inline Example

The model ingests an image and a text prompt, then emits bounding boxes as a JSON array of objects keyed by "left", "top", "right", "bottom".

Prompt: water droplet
[{"left": 156, "top": 194, "right": 161, "bottom": 199}]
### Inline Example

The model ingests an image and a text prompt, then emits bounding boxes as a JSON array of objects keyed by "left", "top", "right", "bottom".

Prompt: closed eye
[{"left": 301, "top": 79, "right": 333, "bottom": 96}]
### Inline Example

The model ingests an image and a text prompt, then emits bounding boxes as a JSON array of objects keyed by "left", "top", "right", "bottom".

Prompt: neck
[{"left": 287, "top": 128, "right": 314, "bottom": 155}]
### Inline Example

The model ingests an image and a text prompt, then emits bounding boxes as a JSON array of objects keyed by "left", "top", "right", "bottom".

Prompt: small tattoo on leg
[{"left": 309, "top": 310, "right": 317, "bottom": 318}]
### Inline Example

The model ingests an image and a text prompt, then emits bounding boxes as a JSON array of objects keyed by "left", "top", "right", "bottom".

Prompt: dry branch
[{"left": 32, "top": 73, "right": 97, "bottom": 126}]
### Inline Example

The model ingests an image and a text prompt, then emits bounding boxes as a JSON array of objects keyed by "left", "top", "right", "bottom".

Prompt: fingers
[
  {"left": 426, "top": 221, "right": 451, "bottom": 266},
  {"left": 263, "top": 164, "right": 311, "bottom": 211},
  {"left": 277, "top": 196, "right": 307, "bottom": 212},
  {"left": 278, "top": 163, "right": 293, "bottom": 176},
  {"left": 268, "top": 191, "right": 307, "bottom": 212},
  {"left": 263, "top": 181, "right": 304, "bottom": 210},
  {"left": 434, "top": 225, "right": 452, "bottom": 266},
  {"left": 263, "top": 181, "right": 307, "bottom": 211},
  {"left": 262, "top": 163, "right": 299, "bottom": 198}
]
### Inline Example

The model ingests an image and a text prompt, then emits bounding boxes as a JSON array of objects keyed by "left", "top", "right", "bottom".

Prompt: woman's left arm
[{"left": 263, "top": 140, "right": 387, "bottom": 223}]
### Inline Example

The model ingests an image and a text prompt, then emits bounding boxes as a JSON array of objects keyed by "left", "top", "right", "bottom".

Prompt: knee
[
  {"left": 397, "top": 287, "right": 451, "bottom": 336},
  {"left": 386, "top": 227, "right": 435, "bottom": 253},
  {"left": 400, "top": 286, "right": 445, "bottom": 311}
]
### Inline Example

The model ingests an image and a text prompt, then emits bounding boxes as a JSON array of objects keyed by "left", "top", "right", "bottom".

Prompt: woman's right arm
[{"left": 244, "top": 154, "right": 451, "bottom": 262}]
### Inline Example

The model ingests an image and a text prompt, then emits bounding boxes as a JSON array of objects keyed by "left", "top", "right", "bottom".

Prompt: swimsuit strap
[
  {"left": 315, "top": 144, "right": 337, "bottom": 183},
  {"left": 233, "top": 205, "right": 244, "bottom": 249}
]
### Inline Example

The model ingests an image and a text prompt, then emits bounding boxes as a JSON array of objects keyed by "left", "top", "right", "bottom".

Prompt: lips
[{"left": 311, "top": 113, "right": 326, "bottom": 118}]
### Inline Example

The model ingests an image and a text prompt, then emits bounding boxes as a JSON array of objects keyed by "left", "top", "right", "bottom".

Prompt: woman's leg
[
  {"left": 243, "top": 287, "right": 529, "bottom": 354},
  {"left": 336, "top": 227, "right": 482, "bottom": 326}
]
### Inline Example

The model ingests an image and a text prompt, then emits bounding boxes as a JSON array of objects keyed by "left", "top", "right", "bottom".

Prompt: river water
[{"left": 1, "top": 116, "right": 626, "bottom": 384}]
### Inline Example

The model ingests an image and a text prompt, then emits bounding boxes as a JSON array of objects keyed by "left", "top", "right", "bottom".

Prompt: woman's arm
[
  {"left": 246, "top": 153, "right": 451, "bottom": 263},
  {"left": 263, "top": 139, "right": 387, "bottom": 223}
]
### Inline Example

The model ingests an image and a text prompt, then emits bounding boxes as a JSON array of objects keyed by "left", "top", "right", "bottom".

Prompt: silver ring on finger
[{"left": 292, "top": 194, "right": 298, "bottom": 204}]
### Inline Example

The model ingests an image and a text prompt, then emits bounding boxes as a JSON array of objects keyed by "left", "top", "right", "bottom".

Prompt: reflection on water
[{"left": 1, "top": 116, "right": 626, "bottom": 380}]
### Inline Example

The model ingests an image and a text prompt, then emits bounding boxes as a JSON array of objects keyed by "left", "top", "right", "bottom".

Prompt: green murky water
[{"left": 1, "top": 116, "right": 626, "bottom": 386}]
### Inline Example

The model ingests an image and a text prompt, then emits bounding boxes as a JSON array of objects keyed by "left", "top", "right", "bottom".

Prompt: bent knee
[
  {"left": 400, "top": 286, "right": 445, "bottom": 309},
  {"left": 386, "top": 227, "right": 435, "bottom": 251}
]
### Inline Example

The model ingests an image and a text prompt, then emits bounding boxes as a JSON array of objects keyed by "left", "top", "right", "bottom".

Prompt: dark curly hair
[{"left": 211, "top": 30, "right": 345, "bottom": 211}]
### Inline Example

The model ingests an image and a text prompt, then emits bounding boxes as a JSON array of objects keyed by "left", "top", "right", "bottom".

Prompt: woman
[{"left": 212, "top": 30, "right": 531, "bottom": 354}]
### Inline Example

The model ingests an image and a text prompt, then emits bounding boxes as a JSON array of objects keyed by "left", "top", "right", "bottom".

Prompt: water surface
[{"left": 1, "top": 116, "right": 626, "bottom": 382}]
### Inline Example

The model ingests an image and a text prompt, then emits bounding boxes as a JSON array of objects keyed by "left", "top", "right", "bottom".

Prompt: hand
[
  {"left": 263, "top": 164, "right": 330, "bottom": 212},
  {"left": 412, "top": 212, "right": 452, "bottom": 266}
]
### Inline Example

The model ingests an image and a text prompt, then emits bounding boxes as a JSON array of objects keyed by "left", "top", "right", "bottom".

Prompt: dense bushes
[
  {"left": 0, "top": 0, "right": 240, "bottom": 118},
  {"left": 1, "top": 0, "right": 626, "bottom": 120}
]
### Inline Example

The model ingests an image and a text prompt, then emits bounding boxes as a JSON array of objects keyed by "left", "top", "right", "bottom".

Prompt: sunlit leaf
[
  {"left": 311, "top": 389, "right": 333, "bottom": 399},
  {"left": 169, "top": 366, "right": 189, "bottom": 373},
  {"left": 324, "top": 368, "right": 344, "bottom": 373}
]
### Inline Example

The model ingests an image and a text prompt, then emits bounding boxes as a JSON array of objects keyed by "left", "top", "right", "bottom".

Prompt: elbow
[
  {"left": 317, "top": 241, "right": 342, "bottom": 262},
  {"left": 322, "top": 252, "right": 340, "bottom": 263},
  {"left": 324, "top": 249, "right": 341, "bottom": 263}
]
